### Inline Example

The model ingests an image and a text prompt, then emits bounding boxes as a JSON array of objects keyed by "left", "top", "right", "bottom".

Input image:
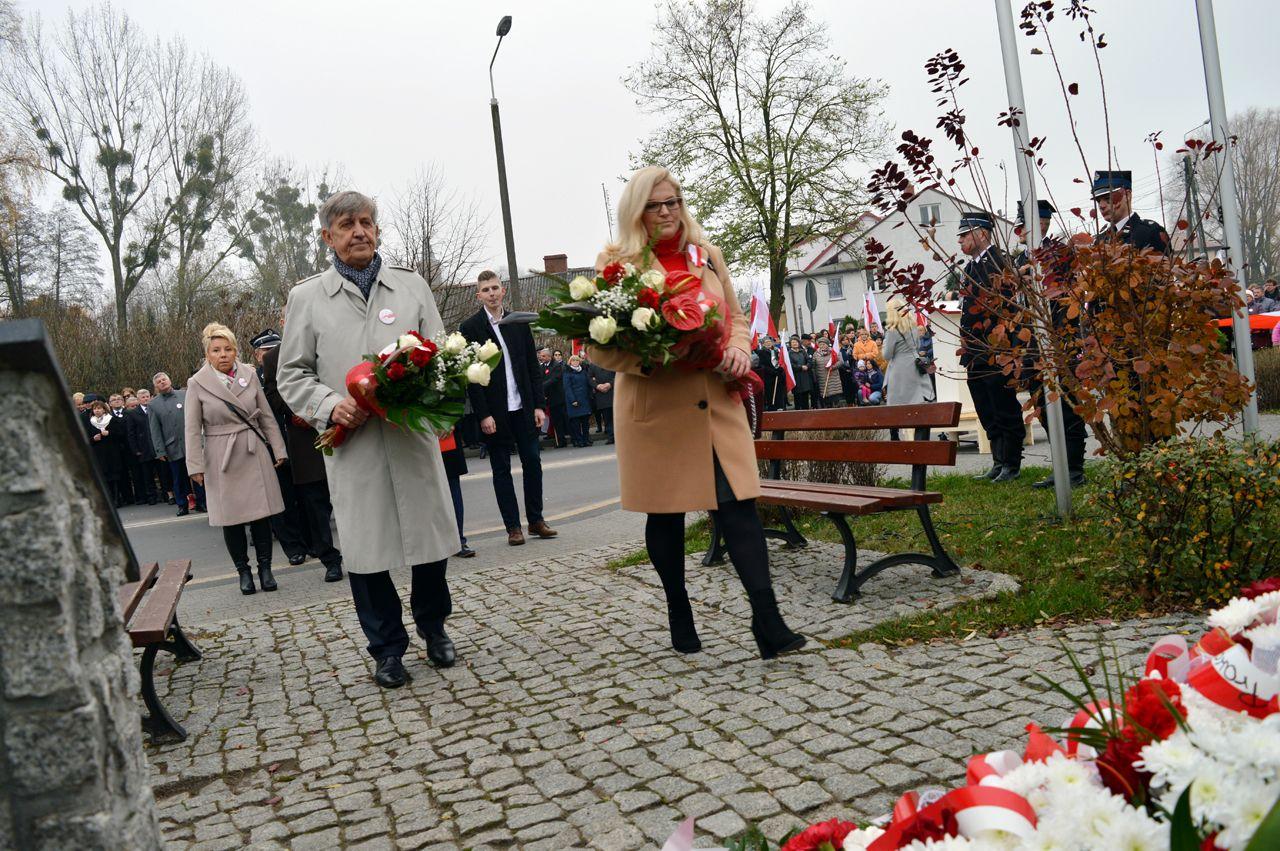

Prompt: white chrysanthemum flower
[
  {"left": 1094, "top": 810, "right": 1169, "bottom": 851},
  {"left": 1207, "top": 596, "right": 1262, "bottom": 634},
  {"left": 1243, "top": 621, "right": 1280, "bottom": 649},
  {"left": 1215, "top": 780, "right": 1278, "bottom": 850},
  {"left": 841, "top": 825, "right": 884, "bottom": 850}
]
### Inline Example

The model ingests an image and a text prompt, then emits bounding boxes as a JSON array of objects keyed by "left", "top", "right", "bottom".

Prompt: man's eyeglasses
[{"left": 644, "top": 197, "right": 683, "bottom": 214}]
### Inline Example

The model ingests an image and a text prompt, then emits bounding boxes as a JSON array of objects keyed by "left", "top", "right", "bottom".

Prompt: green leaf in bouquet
[{"left": 1168, "top": 786, "right": 1200, "bottom": 851}]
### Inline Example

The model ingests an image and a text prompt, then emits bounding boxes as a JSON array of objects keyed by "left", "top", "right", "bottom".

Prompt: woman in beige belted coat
[
  {"left": 185, "top": 322, "right": 288, "bottom": 595},
  {"left": 589, "top": 165, "right": 805, "bottom": 661}
]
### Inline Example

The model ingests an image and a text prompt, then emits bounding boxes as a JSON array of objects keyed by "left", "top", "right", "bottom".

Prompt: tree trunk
[{"left": 110, "top": 246, "right": 128, "bottom": 333}]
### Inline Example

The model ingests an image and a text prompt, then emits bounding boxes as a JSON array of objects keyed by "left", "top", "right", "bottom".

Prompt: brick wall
[{"left": 0, "top": 364, "right": 161, "bottom": 849}]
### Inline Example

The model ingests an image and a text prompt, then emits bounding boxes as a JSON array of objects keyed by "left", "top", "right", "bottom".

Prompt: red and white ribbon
[
  {"left": 868, "top": 787, "right": 1037, "bottom": 849},
  {"left": 966, "top": 750, "right": 1022, "bottom": 786},
  {"left": 1145, "top": 635, "right": 1193, "bottom": 681},
  {"left": 1186, "top": 644, "right": 1280, "bottom": 719},
  {"left": 1062, "top": 701, "right": 1116, "bottom": 759},
  {"left": 687, "top": 243, "right": 707, "bottom": 268}
]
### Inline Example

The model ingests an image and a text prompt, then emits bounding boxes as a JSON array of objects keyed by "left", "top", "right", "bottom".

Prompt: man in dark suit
[
  {"left": 957, "top": 210, "right": 1025, "bottom": 483},
  {"left": 1092, "top": 170, "right": 1170, "bottom": 254},
  {"left": 261, "top": 325, "right": 345, "bottom": 583},
  {"left": 106, "top": 393, "right": 135, "bottom": 505},
  {"left": 538, "top": 347, "right": 569, "bottom": 448},
  {"left": 459, "top": 270, "right": 557, "bottom": 546},
  {"left": 124, "top": 392, "right": 158, "bottom": 504}
]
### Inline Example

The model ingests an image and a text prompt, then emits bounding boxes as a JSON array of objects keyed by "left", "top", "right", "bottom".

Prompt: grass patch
[
  {"left": 604, "top": 517, "right": 712, "bottom": 570},
  {"left": 783, "top": 466, "right": 1159, "bottom": 647}
]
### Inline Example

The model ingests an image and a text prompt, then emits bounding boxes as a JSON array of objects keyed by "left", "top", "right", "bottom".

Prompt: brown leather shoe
[
  {"left": 528, "top": 521, "right": 558, "bottom": 539},
  {"left": 507, "top": 528, "right": 526, "bottom": 546}
]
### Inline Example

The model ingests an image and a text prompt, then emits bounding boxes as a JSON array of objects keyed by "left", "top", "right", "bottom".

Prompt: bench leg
[
  {"left": 139, "top": 644, "right": 187, "bottom": 744},
  {"left": 762, "top": 506, "right": 808, "bottom": 549},
  {"left": 917, "top": 505, "right": 961, "bottom": 577},
  {"left": 702, "top": 513, "right": 726, "bottom": 565},
  {"left": 169, "top": 618, "right": 202, "bottom": 664},
  {"left": 826, "top": 513, "right": 861, "bottom": 604}
]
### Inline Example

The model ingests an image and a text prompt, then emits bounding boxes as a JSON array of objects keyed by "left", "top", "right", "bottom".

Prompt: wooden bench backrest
[
  {"left": 759, "top": 402, "right": 962, "bottom": 433},
  {"left": 755, "top": 437, "right": 957, "bottom": 468}
]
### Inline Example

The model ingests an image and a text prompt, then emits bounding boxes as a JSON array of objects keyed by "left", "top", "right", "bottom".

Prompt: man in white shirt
[{"left": 459, "top": 271, "right": 557, "bottom": 546}]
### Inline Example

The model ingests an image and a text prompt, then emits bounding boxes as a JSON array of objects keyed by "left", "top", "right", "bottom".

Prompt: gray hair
[
  {"left": 319, "top": 191, "right": 378, "bottom": 230},
  {"left": 538, "top": 347, "right": 551, "bottom": 355},
  {"left": 151, "top": 371, "right": 170, "bottom": 383}
]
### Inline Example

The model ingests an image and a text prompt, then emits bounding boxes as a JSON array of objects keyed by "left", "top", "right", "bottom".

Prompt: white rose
[
  {"left": 588, "top": 315, "right": 618, "bottom": 344},
  {"left": 640, "top": 269, "right": 665, "bottom": 289},
  {"left": 630, "top": 307, "right": 657, "bottom": 331},
  {"left": 477, "top": 339, "right": 500, "bottom": 362},
  {"left": 465, "top": 363, "right": 492, "bottom": 386},
  {"left": 568, "top": 275, "right": 597, "bottom": 301},
  {"left": 397, "top": 333, "right": 419, "bottom": 350},
  {"left": 443, "top": 332, "right": 467, "bottom": 355}
]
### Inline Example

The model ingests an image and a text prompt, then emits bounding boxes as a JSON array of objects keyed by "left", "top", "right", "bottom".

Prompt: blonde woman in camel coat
[
  {"left": 589, "top": 165, "right": 805, "bottom": 661},
  {"left": 185, "top": 322, "right": 287, "bottom": 595}
]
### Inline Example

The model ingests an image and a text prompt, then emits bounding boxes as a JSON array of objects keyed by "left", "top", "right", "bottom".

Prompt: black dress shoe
[
  {"left": 456, "top": 546, "right": 477, "bottom": 558},
  {"left": 176, "top": 506, "right": 189, "bottom": 517},
  {"left": 1070, "top": 470, "right": 1086, "bottom": 488},
  {"left": 1032, "top": 475, "right": 1055, "bottom": 489},
  {"left": 323, "top": 563, "right": 344, "bottom": 582},
  {"left": 418, "top": 626, "right": 457, "bottom": 667},
  {"left": 373, "top": 656, "right": 409, "bottom": 688},
  {"left": 992, "top": 466, "right": 1021, "bottom": 483},
  {"left": 288, "top": 553, "right": 307, "bottom": 566}
]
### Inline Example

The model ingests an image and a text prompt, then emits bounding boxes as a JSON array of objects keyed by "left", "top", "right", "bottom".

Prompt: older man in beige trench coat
[{"left": 278, "top": 190, "right": 459, "bottom": 689}]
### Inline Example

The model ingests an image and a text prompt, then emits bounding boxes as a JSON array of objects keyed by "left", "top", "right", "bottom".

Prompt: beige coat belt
[{"left": 204, "top": 419, "right": 260, "bottom": 472}]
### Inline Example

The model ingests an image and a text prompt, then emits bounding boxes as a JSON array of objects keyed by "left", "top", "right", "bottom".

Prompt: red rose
[
  {"left": 1241, "top": 576, "right": 1280, "bottom": 599},
  {"left": 386, "top": 362, "right": 407, "bottom": 381},
  {"left": 661, "top": 293, "right": 705, "bottom": 331},
  {"left": 780, "top": 818, "right": 859, "bottom": 851},
  {"left": 1124, "top": 678, "right": 1185, "bottom": 742},
  {"left": 637, "top": 287, "right": 660, "bottom": 309},
  {"left": 602, "top": 261, "right": 625, "bottom": 284},
  {"left": 409, "top": 344, "right": 435, "bottom": 368}
]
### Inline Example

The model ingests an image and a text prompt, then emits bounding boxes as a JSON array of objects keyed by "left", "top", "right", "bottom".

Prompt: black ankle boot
[
  {"left": 257, "top": 562, "right": 278, "bottom": 592},
  {"left": 747, "top": 589, "right": 806, "bottom": 660},
  {"left": 236, "top": 563, "right": 256, "bottom": 595},
  {"left": 665, "top": 597, "right": 702, "bottom": 654}
]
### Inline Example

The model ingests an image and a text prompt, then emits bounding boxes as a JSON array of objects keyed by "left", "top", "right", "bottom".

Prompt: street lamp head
[{"left": 496, "top": 16, "right": 512, "bottom": 37}]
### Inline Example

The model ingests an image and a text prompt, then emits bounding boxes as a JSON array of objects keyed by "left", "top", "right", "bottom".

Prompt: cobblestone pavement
[{"left": 148, "top": 540, "right": 1192, "bottom": 850}]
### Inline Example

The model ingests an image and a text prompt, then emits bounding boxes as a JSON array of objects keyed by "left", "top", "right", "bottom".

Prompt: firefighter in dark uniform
[
  {"left": 958, "top": 210, "right": 1026, "bottom": 483},
  {"left": 1013, "top": 199, "right": 1088, "bottom": 489},
  {"left": 1092, "top": 170, "right": 1170, "bottom": 254}
]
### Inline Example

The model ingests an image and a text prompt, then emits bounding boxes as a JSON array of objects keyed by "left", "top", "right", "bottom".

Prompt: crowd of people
[{"left": 751, "top": 322, "right": 936, "bottom": 412}]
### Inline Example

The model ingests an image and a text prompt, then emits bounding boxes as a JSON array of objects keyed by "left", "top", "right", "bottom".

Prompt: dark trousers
[
  {"left": 548, "top": 402, "right": 570, "bottom": 448},
  {"left": 296, "top": 480, "right": 342, "bottom": 568},
  {"left": 483, "top": 407, "right": 544, "bottom": 531},
  {"left": 347, "top": 560, "right": 450, "bottom": 661},
  {"left": 967, "top": 370, "right": 1026, "bottom": 465},
  {"left": 222, "top": 518, "right": 273, "bottom": 568},
  {"left": 168, "top": 458, "right": 206, "bottom": 508},
  {"left": 155, "top": 458, "right": 173, "bottom": 498},
  {"left": 598, "top": 407, "right": 614, "bottom": 438},
  {"left": 568, "top": 416, "right": 591, "bottom": 447},
  {"left": 1029, "top": 375, "right": 1088, "bottom": 472},
  {"left": 458, "top": 412, "right": 481, "bottom": 448},
  {"left": 130, "top": 456, "right": 156, "bottom": 502},
  {"left": 270, "top": 464, "right": 309, "bottom": 559},
  {"left": 447, "top": 475, "right": 466, "bottom": 548},
  {"left": 792, "top": 390, "right": 813, "bottom": 410},
  {"left": 645, "top": 498, "right": 774, "bottom": 602}
]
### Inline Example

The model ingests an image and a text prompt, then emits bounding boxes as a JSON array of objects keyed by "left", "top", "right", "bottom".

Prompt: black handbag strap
[{"left": 221, "top": 399, "right": 277, "bottom": 465}]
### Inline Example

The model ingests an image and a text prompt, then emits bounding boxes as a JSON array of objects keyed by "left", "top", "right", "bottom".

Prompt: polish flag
[
  {"left": 748, "top": 281, "right": 777, "bottom": 348},
  {"left": 571, "top": 339, "right": 584, "bottom": 356},
  {"left": 864, "top": 290, "right": 883, "bottom": 333},
  {"left": 826, "top": 346, "right": 839, "bottom": 369},
  {"left": 827, "top": 311, "right": 838, "bottom": 341},
  {"left": 778, "top": 340, "right": 797, "bottom": 391}
]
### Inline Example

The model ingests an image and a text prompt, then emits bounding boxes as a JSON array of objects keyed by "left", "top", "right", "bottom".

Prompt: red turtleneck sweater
[{"left": 653, "top": 231, "right": 688, "bottom": 274}]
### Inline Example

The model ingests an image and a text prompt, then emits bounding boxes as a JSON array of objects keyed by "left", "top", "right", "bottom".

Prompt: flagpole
[{"left": 995, "top": 0, "right": 1073, "bottom": 518}]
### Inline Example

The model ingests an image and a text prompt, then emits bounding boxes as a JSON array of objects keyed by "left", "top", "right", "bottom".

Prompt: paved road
[{"left": 122, "top": 441, "right": 643, "bottom": 624}]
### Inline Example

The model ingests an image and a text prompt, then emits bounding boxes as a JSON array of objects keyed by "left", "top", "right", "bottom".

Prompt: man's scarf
[{"left": 333, "top": 252, "right": 383, "bottom": 300}]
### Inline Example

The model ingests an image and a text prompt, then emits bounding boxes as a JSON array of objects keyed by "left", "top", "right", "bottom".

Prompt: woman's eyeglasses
[{"left": 644, "top": 197, "right": 683, "bottom": 214}]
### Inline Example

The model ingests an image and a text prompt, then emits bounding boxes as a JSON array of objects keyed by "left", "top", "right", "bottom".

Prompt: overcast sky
[{"left": 22, "top": 0, "right": 1280, "bottom": 284}]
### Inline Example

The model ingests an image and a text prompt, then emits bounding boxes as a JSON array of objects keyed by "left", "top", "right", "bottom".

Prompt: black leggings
[
  {"left": 223, "top": 517, "right": 273, "bottom": 567},
  {"left": 645, "top": 498, "right": 773, "bottom": 600}
]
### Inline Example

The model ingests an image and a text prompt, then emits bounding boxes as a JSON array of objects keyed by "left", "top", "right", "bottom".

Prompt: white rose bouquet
[{"left": 314, "top": 330, "right": 502, "bottom": 454}]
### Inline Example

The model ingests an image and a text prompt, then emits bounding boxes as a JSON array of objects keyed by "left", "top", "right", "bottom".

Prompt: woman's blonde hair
[
  {"left": 884, "top": 295, "right": 917, "bottom": 334},
  {"left": 606, "top": 165, "right": 705, "bottom": 263},
  {"left": 201, "top": 322, "right": 238, "bottom": 352}
]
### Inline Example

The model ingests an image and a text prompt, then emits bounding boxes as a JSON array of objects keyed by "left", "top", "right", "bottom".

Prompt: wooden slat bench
[
  {"left": 704, "top": 403, "right": 963, "bottom": 602},
  {"left": 120, "top": 559, "right": 201, "bottom": 743}
]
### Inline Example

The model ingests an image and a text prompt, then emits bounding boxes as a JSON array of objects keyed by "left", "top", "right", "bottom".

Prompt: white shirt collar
[{"left": 1109, "top": 212, "right": 1134, "bottom": 233}]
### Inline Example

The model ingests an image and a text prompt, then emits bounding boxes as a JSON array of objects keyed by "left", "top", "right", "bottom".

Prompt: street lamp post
[{"left": 489, "top": 15, "right": 521, "bottom": 308}]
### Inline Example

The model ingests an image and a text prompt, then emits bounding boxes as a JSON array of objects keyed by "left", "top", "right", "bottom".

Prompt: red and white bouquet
[
  {"left": 537, "top": 255, "right": 761, "bottom": 400},
  {"left": 315, "top": 330, "right": 501, "bottom": 454}
]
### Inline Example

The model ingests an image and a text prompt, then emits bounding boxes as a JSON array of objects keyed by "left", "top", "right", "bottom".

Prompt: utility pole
[
  {"left": 1182, "top": 155, "right": 1211, "bottom": 260},
  {"left": 489, "top": 16, "right": 521, "bottom": 308},
  {"left": 1195, "top": 0, "right": 1258, "bottom": 435},
  {"left": 995, "top": 0, "right": 1073, "bottom": 518}
]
